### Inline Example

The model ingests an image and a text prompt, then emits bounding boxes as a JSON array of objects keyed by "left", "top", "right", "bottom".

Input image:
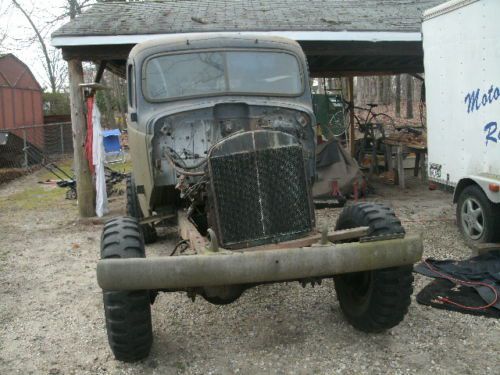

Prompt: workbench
[{"left": 383, "top": 139, "right": 427, "bottom": 189}]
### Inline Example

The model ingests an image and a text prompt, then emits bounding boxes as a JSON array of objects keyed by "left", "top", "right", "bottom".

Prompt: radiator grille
[{"left": 209, "top": 140, "right": 313, "bottom": 248}]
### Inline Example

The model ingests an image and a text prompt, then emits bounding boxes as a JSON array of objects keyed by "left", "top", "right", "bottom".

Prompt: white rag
[{"left": 92, "top": 101, "right": 109, "bottom": 217}]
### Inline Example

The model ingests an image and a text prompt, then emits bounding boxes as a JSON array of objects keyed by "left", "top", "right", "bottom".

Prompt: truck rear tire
[
  {"left": 101, "top": 217, "right": 153, "bottom": 362},
  {"left": 126, "top": 175, "right": 157, "bottom": 244},
  {"left": 333, "top": 203, "right": 414, "bottom": 333},
  {"left": 457, "top": 185, "right": 500, "bottom": 244}
]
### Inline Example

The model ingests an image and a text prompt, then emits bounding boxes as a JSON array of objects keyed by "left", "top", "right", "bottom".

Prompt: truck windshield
[{"left": 144, "top": 51, "right": 302, "bottom": 100}]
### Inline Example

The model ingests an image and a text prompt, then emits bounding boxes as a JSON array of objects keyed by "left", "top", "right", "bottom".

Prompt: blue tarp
[{"left": 102, "top": 129, "right": 121, "bottom": 153}]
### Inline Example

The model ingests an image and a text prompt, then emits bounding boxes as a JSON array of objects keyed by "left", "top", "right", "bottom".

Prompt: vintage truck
[
  {"left": 96, "top": 35, "right": 423, "bottom": 362},
  {"left": 423, "top": 0, "right": 500, "bottom": 244}
]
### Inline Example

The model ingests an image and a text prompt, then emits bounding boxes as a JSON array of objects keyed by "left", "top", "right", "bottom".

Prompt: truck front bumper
[{"left": 96, "top": 234, "right": 423, "bottom": 291}]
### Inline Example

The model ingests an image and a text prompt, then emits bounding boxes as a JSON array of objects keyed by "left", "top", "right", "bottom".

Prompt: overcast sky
[{"left": 0, "top": 0, "right": 79, "bottom": 90}]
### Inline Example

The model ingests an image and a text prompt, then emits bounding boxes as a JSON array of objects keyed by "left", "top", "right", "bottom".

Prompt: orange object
[{"left": 488, "top": 183, "right": 500, "bottom": 192}]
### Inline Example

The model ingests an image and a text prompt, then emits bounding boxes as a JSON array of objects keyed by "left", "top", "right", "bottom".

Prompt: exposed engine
[{"left": 151, "top": 103, "right": 315, "bottom": 249}]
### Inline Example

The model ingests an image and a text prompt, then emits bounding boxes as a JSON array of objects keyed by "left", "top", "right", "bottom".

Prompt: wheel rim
[{"left": 461, "top": 197, "right": 485, "bottom": 240}]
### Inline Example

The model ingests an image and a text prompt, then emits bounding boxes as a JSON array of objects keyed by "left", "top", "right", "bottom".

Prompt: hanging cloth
[
  {"left": 85, "top": 97, "right": 94, "bottom": 175},
  {"left": 91, "top": 100, "right": 109, "bottom": 217}
]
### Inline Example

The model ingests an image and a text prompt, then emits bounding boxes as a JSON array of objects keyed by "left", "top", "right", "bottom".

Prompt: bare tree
[
  {"left": 0, "top": 2, "right": 11, "bottom": 51},
  {"left": 395, "top": 75, "right": 401, "bottom": 118},
  {"left": 382, "top": 76, "right": 391, "bottom": 105},
  {"left": 9, "top": 0, "right": 96, "bottom": 91},
  {"left": 406, "top": 74, "right": 414, "bottom": 119},
  {"left": 0, "top": 32, "right": 6, "bottom": 49},
  {"left": 356, "top": 77, "right": 365, "bottom": 103},
  {"left": 376, "top": 76, "right": 383, "bottom": 104},
  {"left": 11, "top": 0, "right": 60, "bottom": 92}
]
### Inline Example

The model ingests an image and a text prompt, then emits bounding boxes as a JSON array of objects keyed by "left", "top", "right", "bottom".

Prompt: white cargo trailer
[{"left": 423, "top": 0, "right": 500, "bottom": 244}]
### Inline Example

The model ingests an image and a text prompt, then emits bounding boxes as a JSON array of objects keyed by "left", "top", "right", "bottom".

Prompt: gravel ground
[{"left": 0, "top": 172, "right": 498, "bottom": 375}]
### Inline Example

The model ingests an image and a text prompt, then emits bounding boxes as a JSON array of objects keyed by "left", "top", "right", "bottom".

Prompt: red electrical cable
[{"left": 423, "top": 259, "right": 499, "bottom": 311}]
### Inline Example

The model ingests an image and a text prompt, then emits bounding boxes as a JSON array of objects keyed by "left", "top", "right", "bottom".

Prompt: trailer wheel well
[{"left": 453, "top": 178, "right": 477, "bottom": 203}]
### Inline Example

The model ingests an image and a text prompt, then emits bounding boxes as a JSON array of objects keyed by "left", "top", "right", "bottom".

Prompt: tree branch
[{"left": 12, "top": 0, "right": 57, "bottom": 92}]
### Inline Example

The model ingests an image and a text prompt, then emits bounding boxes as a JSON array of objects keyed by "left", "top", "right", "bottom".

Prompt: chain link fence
[{"left": 0, "top": 122, "right": 73, "bottom": 183}]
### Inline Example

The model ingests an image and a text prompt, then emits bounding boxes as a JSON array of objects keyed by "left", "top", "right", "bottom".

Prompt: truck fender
[{"left": 453, "top": 175, "right": 500, "bottom": 204}]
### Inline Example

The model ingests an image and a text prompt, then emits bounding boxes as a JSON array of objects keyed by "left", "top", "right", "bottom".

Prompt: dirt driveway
[{"left": 0, "top": 171, "right": 498, "bottom": 374}]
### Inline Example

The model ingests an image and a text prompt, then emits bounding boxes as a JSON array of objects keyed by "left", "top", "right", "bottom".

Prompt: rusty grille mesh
[{"left": 209, "top": 145, "right": 312, "bottom": 248}]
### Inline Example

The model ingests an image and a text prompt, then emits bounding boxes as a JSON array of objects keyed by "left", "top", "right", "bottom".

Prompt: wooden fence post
[{"left": 68, "top": 59, "right": 95, "bottom": 217}]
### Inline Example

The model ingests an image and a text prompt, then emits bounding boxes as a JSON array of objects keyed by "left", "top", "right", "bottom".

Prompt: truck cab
[{"left": 126, "top": 35, "right": 316, "bottom": 245}]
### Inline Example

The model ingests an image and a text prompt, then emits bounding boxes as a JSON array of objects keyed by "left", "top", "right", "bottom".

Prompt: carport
[{"left": 52, "top": 0, "right": 443, "bottom": 216}]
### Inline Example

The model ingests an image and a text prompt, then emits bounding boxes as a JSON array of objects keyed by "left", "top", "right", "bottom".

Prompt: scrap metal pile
[{"left": 385, "top": 128, "right": 427, "bottom": 148}]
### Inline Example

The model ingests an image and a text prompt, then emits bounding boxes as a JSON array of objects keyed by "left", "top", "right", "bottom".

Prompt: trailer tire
[
  {"left": 126, "top": 175, "right": 157, "bottom": 244},
  {"left": 101, "top": 217, "right": 153, "bottom": 362},
  {"left": 457, "top": 185, "right": 500, "bottom": 244},
  {"left": 333, "top": 203, "right": 413, "bottom": 333}
]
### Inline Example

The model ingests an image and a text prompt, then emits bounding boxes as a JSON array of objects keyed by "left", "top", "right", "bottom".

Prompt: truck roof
[
  {"left": 423, "top": 0, "right": 479, "bottom": 21},
  {"left": 129, "top": 34, "right": 305, "bottom": 61}
]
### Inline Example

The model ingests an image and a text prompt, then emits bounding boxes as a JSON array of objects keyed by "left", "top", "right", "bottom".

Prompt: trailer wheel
[
  {"left": 126, "top": 175, "right": 157, "bottom": 244},
  {"left": 333, "top": 203, "right": 413, "bottom": 333},
  {"left": 101, "top": 217, "right": 153, "bottom": 362},
  {"left": 457, "top": 185, "right": 500, "bottom": 244}
]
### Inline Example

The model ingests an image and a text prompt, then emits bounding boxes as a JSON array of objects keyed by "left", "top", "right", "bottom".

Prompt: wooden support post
[
  {"left": 347, "top": 76, "right": 356, "bottom": 157},
  {"left": 385, "top": 144, "right": 393, "bottom": 172},
  {"left": 420, "top": 151, "right": 427, "bottom": 181},
  {"left": 414, "top": 152, "right": 421, "bottom": 177},
  {"left": 68, "top": 59, "right": 95, "bottom": 217}
]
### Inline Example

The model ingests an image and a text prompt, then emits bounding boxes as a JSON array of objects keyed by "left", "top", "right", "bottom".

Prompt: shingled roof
[
  {"left": 53, "top": 0, "right": 443, "bottom": 38},
  {"left": 52, "top": 0, "right": 446, "bottom": 77}
]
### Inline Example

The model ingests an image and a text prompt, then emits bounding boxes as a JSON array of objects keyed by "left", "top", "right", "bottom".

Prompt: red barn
[{"left": 0, "top": 53, "right": 44, "bottom": 146}]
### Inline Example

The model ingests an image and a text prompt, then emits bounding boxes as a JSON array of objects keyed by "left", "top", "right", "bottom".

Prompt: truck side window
[{"left": 128, "top": 64, "right": 136, "bottom": 108}]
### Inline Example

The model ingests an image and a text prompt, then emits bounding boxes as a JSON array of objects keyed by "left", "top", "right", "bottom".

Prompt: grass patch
[
  {"left": 0, "top": 158, "right": 130, "bottom": 213},
  {"left": 0, "top": 184, "right": 72, "bottom": 211}
]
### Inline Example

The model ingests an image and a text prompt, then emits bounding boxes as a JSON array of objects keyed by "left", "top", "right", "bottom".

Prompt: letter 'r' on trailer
[{"left": 423, "top": 0, "right": 500, "bottom": 245}]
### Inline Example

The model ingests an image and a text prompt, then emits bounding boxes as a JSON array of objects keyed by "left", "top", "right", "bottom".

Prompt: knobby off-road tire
[
  {"left": 333, "top": 203, "right": 414, "bottom": 333},
  {"left": 101, "top": 217, "right": 153, "bottom": 362},
  {"left": 126, "top": 175, "right": 157, "bottom": 244},
  {"left": 457, "top": 185, "right": 500, "bottom": 244}
]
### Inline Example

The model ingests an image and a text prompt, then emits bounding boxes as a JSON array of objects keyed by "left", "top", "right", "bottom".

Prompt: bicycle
[
  {"left": 326, "top": 101, "right": 395, "bottom": 172},
  {"left": 327, "top": 100, "right": 396, "bottom": 136}
]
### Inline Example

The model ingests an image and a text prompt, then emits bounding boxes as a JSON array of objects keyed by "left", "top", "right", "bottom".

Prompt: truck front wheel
[
  {"left": 101, "top": 217, "right": 153, "bottom": 362},
  {"left": 333, "top": 203, "right": 414, "bottom": 333},
  {"left": 457, "top": 185, "right": 500, "bottom": 244}
]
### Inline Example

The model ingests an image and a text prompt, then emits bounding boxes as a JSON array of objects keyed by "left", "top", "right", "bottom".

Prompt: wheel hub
[{"left": 461, "top": 197, "right": 484, "bottom": 240}]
